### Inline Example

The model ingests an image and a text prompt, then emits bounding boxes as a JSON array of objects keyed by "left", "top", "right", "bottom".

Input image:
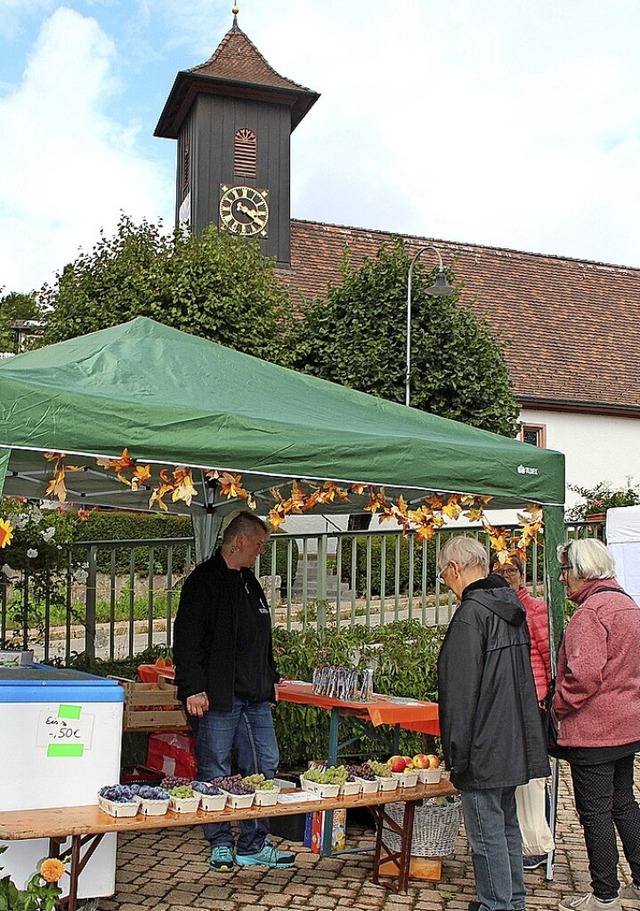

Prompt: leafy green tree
[
  {"left": 0, "top": 291, "right": 41, "bottom": 353},
  {"left": 288, "top": 237, "right": 520, "bottom": 437},
  {"left": 40, "top": 215, "right": 292, "bottom": 362}
]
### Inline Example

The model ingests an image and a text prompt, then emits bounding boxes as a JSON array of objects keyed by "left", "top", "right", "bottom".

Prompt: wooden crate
[{"left": 113, "top": 676, "right": 189, "bottom": 732}]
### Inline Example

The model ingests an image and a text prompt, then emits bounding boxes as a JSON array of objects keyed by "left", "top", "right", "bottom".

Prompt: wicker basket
[{"left": 383, "top": 796, "right": 463, "bottom": 857}]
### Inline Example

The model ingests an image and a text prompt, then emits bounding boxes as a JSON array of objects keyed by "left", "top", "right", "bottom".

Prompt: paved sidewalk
[{"left": 100, "top": 761, "right": 638, "bottom": 911}]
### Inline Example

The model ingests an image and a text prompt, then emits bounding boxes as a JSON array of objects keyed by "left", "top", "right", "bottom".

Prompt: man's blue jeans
[
  {"left": 190, "top": 698, "right": 279, "bottom": 854},
  {"left": 461, "top": 786, "right": 526, "bottom": 911}
]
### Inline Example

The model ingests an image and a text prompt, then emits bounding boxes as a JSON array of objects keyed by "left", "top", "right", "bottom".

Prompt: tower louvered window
[{"left": 234, "top": 129, "right": 257, "bottom": 177}]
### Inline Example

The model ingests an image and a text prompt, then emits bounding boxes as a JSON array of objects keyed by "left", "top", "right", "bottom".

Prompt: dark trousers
[{"left": 570, "top": 753, "right": 640, "bottom": 899}]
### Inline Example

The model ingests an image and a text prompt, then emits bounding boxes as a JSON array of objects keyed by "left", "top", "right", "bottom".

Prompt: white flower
[
  {"left": 26, "top": 548, "right": 38, "bottom": 559},
  {"left": 14, "top": 514, "right": 29, "bottom": 530},
  {"left": 73, "top": 568, "right": 88, "bottom": 584},
  {"left": 1, "top": 564, "right": 15, "bottom": 578},
  {"left": 41, "top": 526, "right": 56, "bottom": 542},
  {"left": 30, "top": 509, "right": 43, "bottom": 524}
]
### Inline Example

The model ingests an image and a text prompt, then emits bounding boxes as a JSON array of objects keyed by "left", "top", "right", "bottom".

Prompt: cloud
[{"left": 0, "top": 6, "right": 172, "bottom": 293}]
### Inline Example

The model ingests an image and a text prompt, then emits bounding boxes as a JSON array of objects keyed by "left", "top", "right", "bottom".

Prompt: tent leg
[{"left": 545, "top": 757, "right": 559, "bottom": 881}]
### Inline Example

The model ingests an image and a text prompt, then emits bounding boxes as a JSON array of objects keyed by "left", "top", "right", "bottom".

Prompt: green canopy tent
[{"left": 0, "top": 316, "right": 566, "bottom": 639}]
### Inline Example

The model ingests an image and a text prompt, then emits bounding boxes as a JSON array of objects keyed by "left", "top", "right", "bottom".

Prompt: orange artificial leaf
[
  {"left": 442, "top": 499, "right": 462, "bottom": 520},
  {"left": 45, "top": 468, "right": 67, "bottom": 502},
  {"left": 96, "top": 448, "right": 136, "bottom": 474},
  {"left": 149, "top": 483, "right": 171, "bottom": 511},
  {"left": 131, "top": 465, "right": 153, "bottom": 491},
  {"left": 464, "top": 506, "right": 485, "bottom": 522},
  {"left": 415, "top": 524, "right": 436, "bottom": 541},
  {"left": 217, "top": 472, "right": 246, "bottom": 499},
  {"left": 171, "top": 468, "right": 197, "bottom": 506},
  {"left": 268, "top": 506, "right": 287, "bottom": 531}
]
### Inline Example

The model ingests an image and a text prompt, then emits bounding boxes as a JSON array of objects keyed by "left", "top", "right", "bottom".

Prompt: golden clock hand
[{"left": 236, "top": 202, "right": 260, "bottom": 219}]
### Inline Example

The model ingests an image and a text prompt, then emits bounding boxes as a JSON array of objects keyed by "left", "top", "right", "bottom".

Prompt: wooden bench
[{"left": 0, "top": 779, "right": 457, "bottom": 910}]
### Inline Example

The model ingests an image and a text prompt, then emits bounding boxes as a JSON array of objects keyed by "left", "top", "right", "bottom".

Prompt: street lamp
[{"left": 405, "top": 245, "right": 454, "bottom": 407}]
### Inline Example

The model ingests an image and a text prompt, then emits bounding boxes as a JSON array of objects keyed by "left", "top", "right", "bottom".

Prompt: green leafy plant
[
  {"left": 566, "top": 479, "right": 640, "bottom": 520},
  {"left": 0, "top": 847, "right": 67, "bottom": 911}
]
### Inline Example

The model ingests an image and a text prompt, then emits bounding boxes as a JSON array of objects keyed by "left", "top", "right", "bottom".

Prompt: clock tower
[{"left": 154, "top": 9, "right": 319, "bottom": 266}]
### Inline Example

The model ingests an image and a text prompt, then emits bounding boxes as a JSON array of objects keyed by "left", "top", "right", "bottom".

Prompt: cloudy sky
[{"left": 2, "top": 0, "right": 640, "bottom": 293}]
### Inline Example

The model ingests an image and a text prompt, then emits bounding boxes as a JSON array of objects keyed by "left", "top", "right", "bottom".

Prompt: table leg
[
  {"left": 321, "top": 707, "right": 341, "bottom": 855},
  {"left": 371, "top": 799, "right": 417, "bottom": 894},
  {"left": 49, "top": 832, "right": 105, "bottom": 911}
]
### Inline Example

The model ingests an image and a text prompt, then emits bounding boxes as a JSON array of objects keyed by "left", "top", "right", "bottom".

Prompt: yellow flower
[
  {"left": 40, "top": 857, "right": 65, "bottom": 883},
  {"left": 0, "top": 517, "right": 13, "bottom": 548}
]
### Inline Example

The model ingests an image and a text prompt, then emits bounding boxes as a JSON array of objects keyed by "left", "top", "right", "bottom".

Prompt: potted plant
[{"left": 566, "top": 480, "right": 640, "bottom": 522}]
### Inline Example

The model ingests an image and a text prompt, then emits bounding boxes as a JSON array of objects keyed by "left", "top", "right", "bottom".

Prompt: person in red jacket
[
  {"left": 553, "top": 538, "right": 640, "bottom": 911},
  {"left": 495, "top": 554, "right": 552, "bottom": 872},
  {"left": 494, "top": 556, "right": 551, "bottom": 702}
]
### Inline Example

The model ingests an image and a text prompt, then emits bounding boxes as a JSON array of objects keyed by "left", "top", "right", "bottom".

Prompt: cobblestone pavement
[{"left": 100, "top": 761, "right": 639, "bottom": 911}]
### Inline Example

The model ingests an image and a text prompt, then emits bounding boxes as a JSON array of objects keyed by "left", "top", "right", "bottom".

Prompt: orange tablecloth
[
  {"left": 136, "top": 666, "right": 440, "bottom": 736},
  {"left": 276, "top": 681, "right": 440, "bottom": 736}
]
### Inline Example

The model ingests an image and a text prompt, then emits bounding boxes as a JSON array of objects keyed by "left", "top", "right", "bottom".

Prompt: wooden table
[
  {"left": 276, "top": 681, "right": 440, "bottom": 855},
  {"left": 0, "top": 780, "right": 457, "bottom": 910}
]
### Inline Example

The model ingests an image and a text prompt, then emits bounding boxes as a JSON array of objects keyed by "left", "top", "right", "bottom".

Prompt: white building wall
[{"left": 521, "top": 408, "right": 640, "bottom": 508}]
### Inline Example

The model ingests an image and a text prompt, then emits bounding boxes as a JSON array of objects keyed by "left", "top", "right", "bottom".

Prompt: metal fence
[{"left": 0, "top": 522, "right": 603, "bottom": 663}]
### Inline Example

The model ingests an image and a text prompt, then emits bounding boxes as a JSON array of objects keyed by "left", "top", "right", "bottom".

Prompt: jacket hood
[{"left": 463, "top": 573, "right": 527, "bottom": 626}]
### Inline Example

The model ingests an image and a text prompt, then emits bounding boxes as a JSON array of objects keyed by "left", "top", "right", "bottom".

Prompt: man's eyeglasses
[
  {"left": 496, "top": 566, "right": 519, "bottom": 576},
  {"left": 436, "top": 564, "right": 450, "bottom": 586}
]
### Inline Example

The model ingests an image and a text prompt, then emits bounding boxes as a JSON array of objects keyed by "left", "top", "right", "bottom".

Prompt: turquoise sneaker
[
  {"left": 235, "top": 841, "right": 295, "bottom": 869},
  {"left": 209, "top": 845, "right": 234, "bottom": 872}
]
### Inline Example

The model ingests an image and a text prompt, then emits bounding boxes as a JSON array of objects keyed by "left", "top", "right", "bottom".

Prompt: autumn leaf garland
[{"left": 0, "top": 450, "right": 544, "bottom": 565}]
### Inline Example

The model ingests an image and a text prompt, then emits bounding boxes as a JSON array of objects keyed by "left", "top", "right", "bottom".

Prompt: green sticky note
[
  {"left": 58, "top": 705, "right": 82, "bottom": 720},
  {"left": 47, "top": 743, "right": 84, "bottom": 758}
]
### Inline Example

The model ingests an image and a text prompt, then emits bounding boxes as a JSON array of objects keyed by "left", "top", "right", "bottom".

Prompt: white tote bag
[{"left": 515, "top": 777, "right": 555, "bottom": 855}]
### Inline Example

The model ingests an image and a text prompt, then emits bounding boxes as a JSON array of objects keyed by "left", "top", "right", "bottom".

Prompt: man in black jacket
[
  {"left": 437, "top": 536, "right": 550, "bottom": 911},
  {"left": 173, "top": 511, "right": 294, "bottom": 873}
]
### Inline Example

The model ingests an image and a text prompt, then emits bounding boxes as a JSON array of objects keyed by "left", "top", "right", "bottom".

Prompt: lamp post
[{"left": 405, "top": 245, "right": 453, "bottom": 407}]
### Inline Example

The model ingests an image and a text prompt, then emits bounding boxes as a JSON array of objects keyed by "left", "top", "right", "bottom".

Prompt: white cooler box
[{"left": 0, "top": 665, "right": 124, "bottom": 899}]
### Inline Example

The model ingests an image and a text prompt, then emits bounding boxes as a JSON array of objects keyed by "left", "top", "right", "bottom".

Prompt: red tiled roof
[
  {"left": 155, "top": 23, "right": 319, "bottom": 138},
  {"left": 280, "top": 220, "right": 640, "bottom": 415}
]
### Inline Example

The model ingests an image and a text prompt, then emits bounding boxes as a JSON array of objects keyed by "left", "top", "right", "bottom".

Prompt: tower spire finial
[{"left": 232, "top": 4, "right": 239, "bottom": 29}]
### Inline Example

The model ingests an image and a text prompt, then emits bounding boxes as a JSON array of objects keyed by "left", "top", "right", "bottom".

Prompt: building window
[
  {"left": 520, "top": 424, "right": 546, "bottom": 448},
  {"left": 234, "top": 129, "right": 257, "bottom": 177},
  {"left": 181, "top": 142, "right": 190, "bottom": 200}
]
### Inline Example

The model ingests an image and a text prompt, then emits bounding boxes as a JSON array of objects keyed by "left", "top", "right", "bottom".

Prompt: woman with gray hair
[{"left": 554, "top": 539, "right": 640, "bottom": 911}]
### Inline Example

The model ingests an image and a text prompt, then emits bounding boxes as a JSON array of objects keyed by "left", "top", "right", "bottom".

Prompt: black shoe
[{"left": 523, "top": 854, "right": 547, "bottom": 871}]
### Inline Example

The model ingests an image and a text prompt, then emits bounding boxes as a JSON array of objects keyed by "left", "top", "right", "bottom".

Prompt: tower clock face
[{"left": 219, "top": 185, "right": 269, "bottom": 237}]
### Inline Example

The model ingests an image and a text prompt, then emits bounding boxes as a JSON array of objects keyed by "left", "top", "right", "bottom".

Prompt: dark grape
[{"left": 98, "top": 784, "right": 137, "bottom": 803}]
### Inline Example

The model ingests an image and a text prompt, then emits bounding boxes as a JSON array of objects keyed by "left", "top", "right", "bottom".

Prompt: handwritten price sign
[{"left": 36, "top": 705, "right": 95, "bottom": 757}]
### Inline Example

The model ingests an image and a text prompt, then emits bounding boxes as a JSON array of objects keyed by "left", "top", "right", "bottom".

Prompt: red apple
[
  {"left": 389, "top": 756, "right": 407, "bottom": 772},
  {"left": 412, "top": 753, "right": 428, "bottom": 769},
  {"left": 425, "top": 754, "right": 441, "bottom": 769}
]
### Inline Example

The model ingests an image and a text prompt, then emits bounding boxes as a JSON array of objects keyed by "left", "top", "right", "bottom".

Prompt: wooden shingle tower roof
[{"left": 155, "top": 11, "right": 319, "bottom": 138}]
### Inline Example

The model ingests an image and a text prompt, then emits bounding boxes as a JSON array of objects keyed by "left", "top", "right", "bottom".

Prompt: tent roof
[{"left": 0, "top": 318, "right": 565, "bottom": 517}]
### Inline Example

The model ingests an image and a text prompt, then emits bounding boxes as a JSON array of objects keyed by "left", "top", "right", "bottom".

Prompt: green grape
[
  {"left": 168, "top": 785, "right": 194, "bottom": 798},
  {"left": 365, "top": 760, "right": 393, "bottom": 779}
]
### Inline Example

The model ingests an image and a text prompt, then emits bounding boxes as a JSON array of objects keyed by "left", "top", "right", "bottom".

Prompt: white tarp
[{"left": 606, "top": 506, "right": 640, "bottom": 607}]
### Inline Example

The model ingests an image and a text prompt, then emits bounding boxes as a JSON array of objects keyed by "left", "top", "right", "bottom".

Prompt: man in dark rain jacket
[{"left": 437, "top": 535, "right": 549, "bottom": 911}]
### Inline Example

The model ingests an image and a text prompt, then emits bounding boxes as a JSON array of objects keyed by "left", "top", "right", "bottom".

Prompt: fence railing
[{"left": 0, "top": 522, "right": 603, "bottom": 663}]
